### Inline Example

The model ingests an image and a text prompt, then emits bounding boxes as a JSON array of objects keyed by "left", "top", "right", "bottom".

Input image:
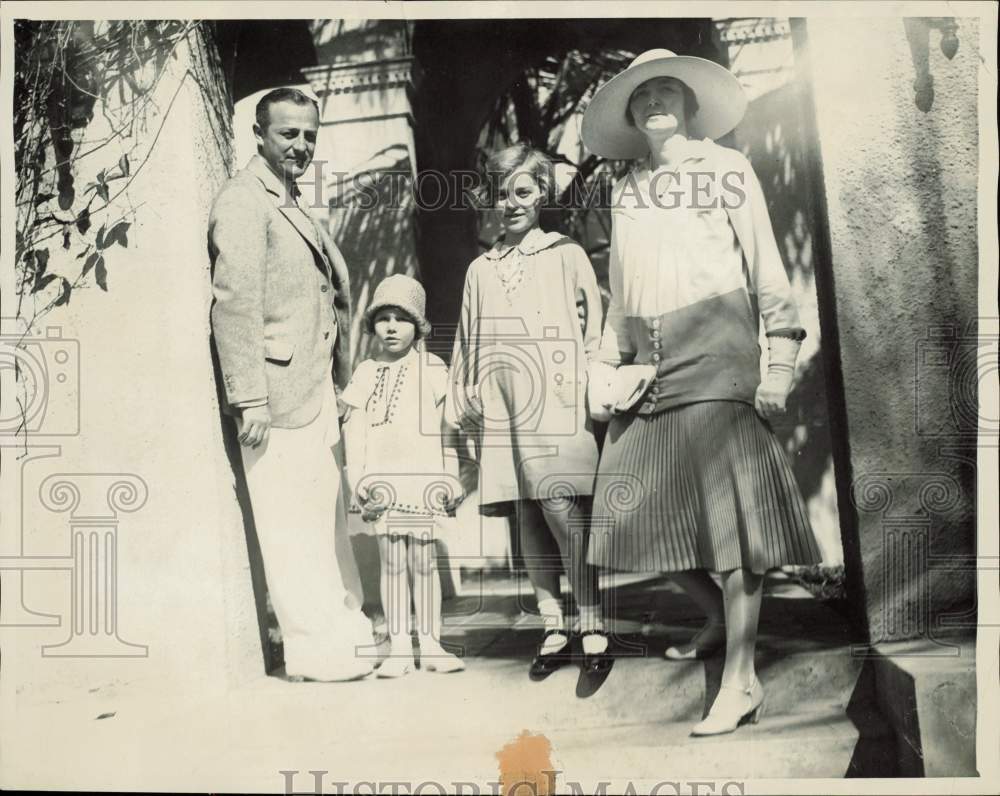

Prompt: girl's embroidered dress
[
  {"left": 449, "top": 228, "right": 602, "bottom": 513},
  {"left": 342, "top": 347, "right": 457, "bottom": 533}
]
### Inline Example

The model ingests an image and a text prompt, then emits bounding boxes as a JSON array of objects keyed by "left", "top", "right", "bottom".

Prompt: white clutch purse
[{"left": 587, "top": 362, "right": 658, "bottom": 421}]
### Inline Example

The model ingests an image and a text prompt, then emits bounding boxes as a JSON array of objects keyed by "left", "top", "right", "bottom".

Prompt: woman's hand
[
  {"left": 755, "top": 335, "right": 801, "bottom": 420},
  {"left": 754, "top": 378, "right": 791, "bottom": 419}
]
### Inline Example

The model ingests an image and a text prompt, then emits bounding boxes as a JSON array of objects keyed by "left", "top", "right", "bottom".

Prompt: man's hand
[{"left": 238, "top": 404, "right": 272, "bottom": 448}]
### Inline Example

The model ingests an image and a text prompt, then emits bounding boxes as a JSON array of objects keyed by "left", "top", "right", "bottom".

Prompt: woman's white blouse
[{"left": 599, "top": 137, "right": 804, "bottom": 365}]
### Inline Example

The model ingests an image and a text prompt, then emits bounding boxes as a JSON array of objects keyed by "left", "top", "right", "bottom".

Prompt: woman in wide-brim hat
[{"left": 581, "top": 49, "right": 822, "bottom": 735}]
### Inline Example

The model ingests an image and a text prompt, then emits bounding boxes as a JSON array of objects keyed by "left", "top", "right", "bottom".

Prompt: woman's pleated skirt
[{"left": 588, "top": 400, "right": 822, "bottom": 574}]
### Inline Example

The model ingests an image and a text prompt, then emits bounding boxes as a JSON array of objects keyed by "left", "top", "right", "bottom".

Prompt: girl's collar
[
  {"left": 484, "top": 228, "right": 565, "bottom": 260},
  {"left": 374, "top": 346, "right": 417, "bottom": 367}
]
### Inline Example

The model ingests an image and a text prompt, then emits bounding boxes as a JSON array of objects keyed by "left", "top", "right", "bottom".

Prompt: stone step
[
  {"left": 432, "top": 625, "right": 862, "bottom": 729},
  {"left": 544, "top": 702, "right": 861, "bottom": 781},
  {"left": 251, "top": 664, "right": 861, "bottom": 782},
  {"left": 253, "top": 573, "right": 868, "bottom": 784},
  {"left": 377, "top": 649, "right": 862, "bottom": 735}
]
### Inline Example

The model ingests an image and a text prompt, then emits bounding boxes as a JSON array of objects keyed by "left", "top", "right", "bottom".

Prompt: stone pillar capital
[
  {"left": 714, "top": 17, "right": 791, "bottom": 45},
  {"left": 302, "top": 56, "right": 420, "bottom": 126}
]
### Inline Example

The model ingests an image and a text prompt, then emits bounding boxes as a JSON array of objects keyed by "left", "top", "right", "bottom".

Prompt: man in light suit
[{"left": 210, "top": 88, "right": 372, "bottom": 682}]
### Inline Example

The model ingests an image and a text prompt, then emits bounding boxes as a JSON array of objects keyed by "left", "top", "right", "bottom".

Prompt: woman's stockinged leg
[
  {"left": 689, "top": 567, "right": 766, "bottom": 734},
  {"left": 719, "top": 568, "right": 764, "bottom": 689},
  {"left": 665, "top": 570, "right": 727, "bottom": 658},
  {"left": 671, "top": 570, "right": 725, "bottom": 622},
  {"left": 518, "top": 499, "right": 568, "bottom": 655}
]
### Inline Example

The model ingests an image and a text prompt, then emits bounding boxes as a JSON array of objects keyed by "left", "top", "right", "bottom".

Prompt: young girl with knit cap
[{"left": 342, "top": 274, "right": 465, "bottom": 678}]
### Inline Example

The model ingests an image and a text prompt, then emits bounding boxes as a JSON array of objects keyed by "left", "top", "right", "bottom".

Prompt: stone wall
[
  {"left": 797, "top": 16, "right": 981, "bottom": 642},
  {"left": 2, "top": 25, "right": 264, "bottom": 700}
]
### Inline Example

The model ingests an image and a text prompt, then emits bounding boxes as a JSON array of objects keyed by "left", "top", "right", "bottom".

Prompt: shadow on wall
[
  {"left": 207, "top": 328, "right": 278, "bottom": 673},
  {"left": 736, "top": 79, "right": 843, "bottom": 563},
  {"left": 325, "top": 145, "right": 419, "bottom": 368}
]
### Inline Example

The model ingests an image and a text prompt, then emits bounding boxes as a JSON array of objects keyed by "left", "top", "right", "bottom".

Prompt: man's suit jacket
[{"left": 210, "top": 155, "right": 352, "bottom": 429}]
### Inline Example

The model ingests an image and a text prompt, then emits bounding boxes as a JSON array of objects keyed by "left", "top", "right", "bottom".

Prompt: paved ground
[{"left": 6, "top": 573, "right": 866, "bottom": 792}]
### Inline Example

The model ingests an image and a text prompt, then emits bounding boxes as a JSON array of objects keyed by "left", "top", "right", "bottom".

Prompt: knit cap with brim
[{"left": 364, "top": 273, "right": 432, "bottom": 337}]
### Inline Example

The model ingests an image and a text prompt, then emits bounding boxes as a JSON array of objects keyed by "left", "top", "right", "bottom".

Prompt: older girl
[
  {"left": 449, "top": 144, "right": 611, "bottom": 686},
  {"left": 581, "top": 49, "right": 822, "bottom": 734}
]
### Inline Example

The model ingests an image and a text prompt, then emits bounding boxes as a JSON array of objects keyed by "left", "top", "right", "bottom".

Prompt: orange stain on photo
[{"left": 495, "top": 730, "right": 557, "bottom": 795}]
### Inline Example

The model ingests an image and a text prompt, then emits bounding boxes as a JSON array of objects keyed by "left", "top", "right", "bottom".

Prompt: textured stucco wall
[
  {"left": 2, "top": 29, "right": 263, "bottom": 708},
  {"left": 804, "top": 17, "right": 980, "bottom": 642}
]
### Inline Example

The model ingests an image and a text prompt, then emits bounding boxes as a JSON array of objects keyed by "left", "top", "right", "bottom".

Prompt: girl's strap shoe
[
  {"left": 529, "top": 629, "right": 573, "bottom": 681},
  {"left": 576, "top": 630, "right": 614, "bottom": 698}
]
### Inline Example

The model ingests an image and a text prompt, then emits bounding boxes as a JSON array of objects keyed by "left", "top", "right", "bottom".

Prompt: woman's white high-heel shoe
[
  {"left": 664, "top": 621, "right": 726, "bottom": 661},
  {"left": 690, "top": 678, "right": 765, "bottom": 736}
]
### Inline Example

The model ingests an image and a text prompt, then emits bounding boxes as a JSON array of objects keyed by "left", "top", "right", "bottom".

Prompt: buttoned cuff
[
  {"left": 766, "top": 327, "right": 807, "bottom": 342},
  {"left": 766, "top": 334, "right": 802, "bottom": 373},
  {"left": 232, "top": 397, "right": 268, "bottom": 410}
]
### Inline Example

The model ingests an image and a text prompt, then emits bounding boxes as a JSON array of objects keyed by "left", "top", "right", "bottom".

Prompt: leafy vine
[
  {"left": 13, "top": 20, "right": 202, "bottom": 324},
  {"left": 10, "top": 20, "right": 233, "bottom": 450}
]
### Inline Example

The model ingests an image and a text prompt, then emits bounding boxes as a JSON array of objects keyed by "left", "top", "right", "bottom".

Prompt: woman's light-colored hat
[
  {"left": 364, "top": 274, "right": 432, "bottom": 337},
  {"left": 581, "top": 48, "right": 748, "bottom": 159}
]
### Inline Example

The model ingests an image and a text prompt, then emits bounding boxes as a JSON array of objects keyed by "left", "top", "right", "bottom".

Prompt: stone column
[
  {"left": 791, "top": 16, "right": 983, "bottom": 643},
  {"left": 1, "top": 27, "right": 265, "bottom": 705},
  {"left": 302, "top": 54, "right": 422, "bottom": 365}
]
